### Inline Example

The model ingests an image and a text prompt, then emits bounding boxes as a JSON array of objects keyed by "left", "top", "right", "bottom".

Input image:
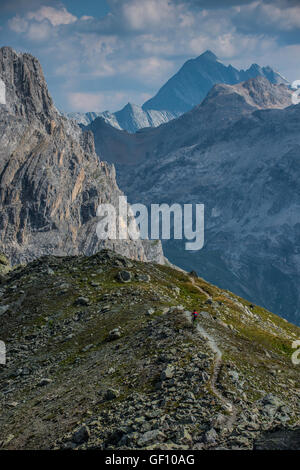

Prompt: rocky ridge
[
  {"left": 66, "top": 104, "right": 177, "bottom": 133},
  {"left": 0, "top": 249, "right": 299, "bottom": 450}
]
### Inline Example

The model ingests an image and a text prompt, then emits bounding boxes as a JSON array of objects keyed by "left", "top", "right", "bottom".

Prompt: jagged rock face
[
  {"left": 0, "top": 47, "right": 164, "bottom": 265},
  {"left": 0, "top": 46, "right": 54, "bottom": 123},
  {"left": 92, "top": 78, "right": 300, "bottom": 325}
]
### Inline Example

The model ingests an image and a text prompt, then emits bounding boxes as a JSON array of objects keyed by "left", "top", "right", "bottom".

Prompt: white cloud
[
  {"left": 8, "top": 5, "right": 77, "bottom": 40},
  {"left": 67, "top": 90, "right": 151, "bottom": 112},
  {"left": 27, "top": 6, "right": 77, "bottom": 27},
  {"left": 257, "top": 2, "right": 300, "bottom": 30},
  {"left": 120, "top": 0, "right": 178, "bottom": 30},
  {"left": 81, "top": 16, "right": 94, "bottom": 21},
  {"left": 4, "top": 0, "right": 300, "bottom": 111},
  {"left": 27, "top": 21, "right": 52, "bottom": 41},
  {"left": 255, "top": 43, "right": 300, "bottom": 81},
  {"left": 68, "top": 92, "right": 106, "bottom": 112},
  {"left": 121, "top": 56, "right": 175, "bottom": 85},
  {"left": 235, "top": 1, "right": 300, "bottom": 32},
  {"left": 8, "top": 15, "right": 28, "bottom": 33}
]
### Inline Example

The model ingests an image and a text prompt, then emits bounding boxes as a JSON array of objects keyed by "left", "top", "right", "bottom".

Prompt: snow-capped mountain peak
[{"left": 65, "top": 51, "right": 290, "bottom": 133}]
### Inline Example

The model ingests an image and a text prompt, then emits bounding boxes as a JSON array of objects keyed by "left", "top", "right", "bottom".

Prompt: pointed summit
[
  {"left": 68, "top": 52, "right": 289, "bottom": 133},
  {"left": 143, "top": 51, "right": 288, "bottom": 115},
  {"left": 198, "top": 50, "right": 218, "bottom": 61},
  {"left": 0, "top": 46, "right": 55, "bottom": 122},
  {"left": 121, "top": 102, "right": 140, "bottom": 112}
]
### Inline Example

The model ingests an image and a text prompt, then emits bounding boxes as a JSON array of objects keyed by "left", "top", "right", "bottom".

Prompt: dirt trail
[{"left": 187, "top": 276, "right": 237, "bottom": 423}]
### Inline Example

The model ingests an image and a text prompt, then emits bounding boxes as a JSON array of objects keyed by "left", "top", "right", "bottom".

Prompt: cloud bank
[{"left": 0, "top": 0, "right": 299, "bottom": 112}]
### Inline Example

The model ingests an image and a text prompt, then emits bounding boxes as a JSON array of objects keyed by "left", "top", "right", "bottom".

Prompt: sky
[{"left": 0, "top": 0, "right": 300, "bottom": 113}]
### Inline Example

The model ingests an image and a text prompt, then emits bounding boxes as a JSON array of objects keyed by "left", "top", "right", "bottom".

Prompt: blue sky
[{"left": 1, "top": 0, "right": 300, "bottom": 112}]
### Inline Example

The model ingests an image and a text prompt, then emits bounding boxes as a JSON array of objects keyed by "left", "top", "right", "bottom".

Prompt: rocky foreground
[{"left": 0, "top": 250, "right": 299, "bottom": 450}]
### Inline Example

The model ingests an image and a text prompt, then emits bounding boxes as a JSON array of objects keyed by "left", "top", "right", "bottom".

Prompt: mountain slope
[
  {"left": 0, "top": 47, "right": 163, "bottom": 265},
  {"left": 0, "top": 250, "right": 299, "bottom": 449},
  {"left": 143, "top": 50, "right": 289, "bottom": 115},
  {"left": 88, "top": 78, "right": 300, "bottom": 325}
]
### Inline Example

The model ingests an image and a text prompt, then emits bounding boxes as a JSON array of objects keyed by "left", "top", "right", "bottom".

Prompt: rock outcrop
[
  {"left": 0, "top": 252, "right": 10, "bottom": 276},
  {"left": 0, "top": 47, "right": 163, "bottom": 265}
]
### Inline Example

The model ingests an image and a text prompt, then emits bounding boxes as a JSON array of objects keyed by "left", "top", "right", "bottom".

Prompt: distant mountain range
[
  {"left": 66, "top": 104, "right": 177, "bottom": 132},
  {"left": 142, "top": 50, "right": 289, "bottom": 114},
  {"left": 87, "top": 76, "right": 292, "bottom": 165},
  {"left": 86, "top": 76, "right": 300, "bottom": 325},
  {"left": 66, "top": 50, "right": 289, "bottom": 133}
]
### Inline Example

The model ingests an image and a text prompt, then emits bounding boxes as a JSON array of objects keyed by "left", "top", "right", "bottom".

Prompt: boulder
[
  {"left": 37, "top": 378, "right": 53, "bottom": 387},
  {"left": 146, "top": 308, "right": 155, "bottom": 316},
  {"left": 137, "top": 274, "right": 150, "bottom": 282},
  {"left": 74, "top": 297, "right": 90, "bottom": 306},
  {"left": 204, "top": 428, "right": 218, "bottom": 444},
  {"left": 161, "top": 365, "right": 175, "bottom": 380},
  {"left": 137, "top": 430, "right": 165, "bottom": 447},
  {"left": 118, "top": 271, "right": 132, "bottom": 283},
  {"left": 72, "top": 425, "right": 90, "bottom": 445},
  {"left": 103, "top": 388, "right": 120, "bottom": 401},
  {"left": 107, "top": 328, "right": 122, "bottom": 341}
]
